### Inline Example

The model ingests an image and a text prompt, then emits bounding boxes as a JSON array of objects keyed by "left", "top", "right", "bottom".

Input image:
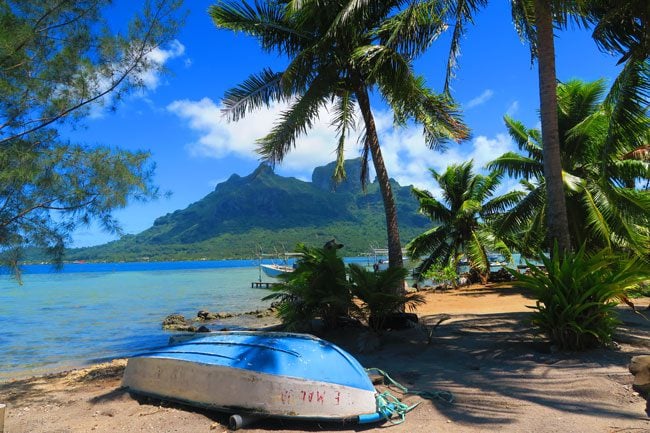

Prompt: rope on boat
[{"left": 365, "top": 367, "right": 454, "bottom": 424}]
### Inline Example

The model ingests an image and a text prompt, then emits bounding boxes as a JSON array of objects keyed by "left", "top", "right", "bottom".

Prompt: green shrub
[
  {"left": 511, "top": 244, "right": 649, "bottom": 350},
  {"left": 348, "top": 264, "right": 425, "bottom": 333},
  {"left": 263, "top": 243, "right": 351, "bottom": 330},
  {"left": 423, "top": 264, "right": 458, "bottom": 289}
]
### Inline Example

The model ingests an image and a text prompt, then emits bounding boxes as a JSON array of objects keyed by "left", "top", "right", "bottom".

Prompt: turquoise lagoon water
[{"left": 0, "top": 260, "right": 277, "bottom": 380}]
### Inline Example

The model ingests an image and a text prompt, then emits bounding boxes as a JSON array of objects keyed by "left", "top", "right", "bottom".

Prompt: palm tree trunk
[
  {"left": 534, "top": 0, "right": 572, "bottom": 253},
  {"left": 355, "top": 87, "right": 404, "bottom": 274}
]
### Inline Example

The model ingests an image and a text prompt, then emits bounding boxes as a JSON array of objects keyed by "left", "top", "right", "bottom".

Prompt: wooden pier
[{"left": 251, "top": 281, "right": 275, "bottom": 289}]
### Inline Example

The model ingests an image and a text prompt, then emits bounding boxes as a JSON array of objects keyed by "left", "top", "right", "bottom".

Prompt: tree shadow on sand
[{"left": 326, "top": 308, "right": 650, "bottom": 428}]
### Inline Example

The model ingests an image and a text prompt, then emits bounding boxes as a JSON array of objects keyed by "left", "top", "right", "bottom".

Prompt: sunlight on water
[{"left": 0, "top": 262, "right": 273, "bottom": 379}]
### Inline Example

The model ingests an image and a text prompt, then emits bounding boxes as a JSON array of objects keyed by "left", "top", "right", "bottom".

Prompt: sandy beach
[{"left": 2, "top": 284, "right": 649, "bottom": 433}]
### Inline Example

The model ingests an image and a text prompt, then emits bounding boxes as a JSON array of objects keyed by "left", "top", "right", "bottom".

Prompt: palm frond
[
  {"left": 331, "top": 91, "right": 357, "bottom": 182},
  {"left": 406, "top": 225, "right": 449, "bottom": 258},
  {"left": 209, "top": 0, "right": 310, "bottom": 54},
  {"left": 485, "top": 152, "right": 542, "bottom": 179},
  {"left": 222, "top": 68, "right": 287, "bottom": 121},
  {"left": 256, "top": 72, "right": 333, "bottom": 164},
  {"left": 443, "top": 0, "right": 488, "bottom": 93},
  {"left": 510, "top": 0, "right": 537, "bottom": 63},
  {"left": 357, "top": 44, "right": 470, "bottom": 147},
  {"left": 482, "top": 189, "right": 527, "bottom": 216},
  {"left": 603, "top": 59, "right": 650, "bottom": 156},
  {"left": 503, "top": 115, "right": 543, "bottom": 159},
  {"left": 413, "top": 196, "right": 452, "bottom": 225},
  {"left": 376, "top": 0, "right": 447, "bottom": 59}
]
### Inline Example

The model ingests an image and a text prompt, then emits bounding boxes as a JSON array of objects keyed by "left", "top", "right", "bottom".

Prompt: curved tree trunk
[
  {"left": 355, "top": 87, "right": 404, "bottom": 276},
  {"left": 534, "top": 0, "right": 572, "bottom": 253}
]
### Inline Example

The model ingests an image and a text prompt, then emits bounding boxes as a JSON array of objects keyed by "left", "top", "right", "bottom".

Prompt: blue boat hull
[{"left": 122, "top": 331, "right": 378, "bottom": 420}]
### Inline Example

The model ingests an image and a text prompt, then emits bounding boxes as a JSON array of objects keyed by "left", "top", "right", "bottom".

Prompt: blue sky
[{"left": 68, "top": 1, "right": 623, "bottom": 247}]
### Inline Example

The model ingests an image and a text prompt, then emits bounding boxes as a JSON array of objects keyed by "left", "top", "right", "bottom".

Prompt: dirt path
[{"left": 2, "top": 285, "right": 649, "bottom": 433}]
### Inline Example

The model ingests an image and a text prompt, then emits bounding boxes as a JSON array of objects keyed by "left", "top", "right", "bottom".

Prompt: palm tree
[
  {"left": 488, "top": 79, "right": 650, "bottom": 257},
  {"left": 406, "top": 161, "right": 522, "bottom": 283},
  {"left": 584, "top": 0, "right": 649, "bottom": 131},
  {"left": 209, "top": 1, "right": 469, "bottom": 284},
  {"left": 209, "top": 1, "right": 469, "bottom": 281},
  {"left": 529, "top": 0, "right": 573, "bottom": 252},
  {"left": 417, "top": 0, "right": 648, "bottom": 254}
]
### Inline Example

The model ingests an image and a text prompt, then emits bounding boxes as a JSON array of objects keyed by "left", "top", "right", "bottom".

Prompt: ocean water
[{"left": 0, "top": 260, "right": 275, "bottom": 380}]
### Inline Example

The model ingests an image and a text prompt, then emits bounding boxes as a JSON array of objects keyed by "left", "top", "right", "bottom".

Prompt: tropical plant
[
  {"left": 209, "top": 0, "right": 469, "bottom": 280},
  {"left": 263, "top": 243, "right": 351, "bottom": 330},
  {"left": 392, "top": 0, "right": 576, "bottom": 252},
  {"left": 511, "top": 244, "right": 650, "bottom": 351},
  {"left": 348, "top": 264, "right": 424, "bottom": 333},
  {"left": 488, "top": 79, "right": 650, "bottom": 258},
  {"left": 0, "top": 0, "right": 183, "bottom": 272},
  {"left": 583, "top": 0, "right": 649, "bottom": 153},
  {"left": 422, "top": 263, "right": 458, "bottom": 289},
  {"left": 424, "top": 1, "right": 648, "bottom": 254},
  {"left": 406, "top": 161, "right": 521, "bottom": 283}
]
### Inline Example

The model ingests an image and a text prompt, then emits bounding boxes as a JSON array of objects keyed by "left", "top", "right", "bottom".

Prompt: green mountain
[{"left": 65, "top": 159, "right": 430, "bottom": 262}]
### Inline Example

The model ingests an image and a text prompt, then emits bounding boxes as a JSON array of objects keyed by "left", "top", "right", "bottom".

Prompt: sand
[{"left": 2, "top": 284, "right": 649, "bottom": 433}]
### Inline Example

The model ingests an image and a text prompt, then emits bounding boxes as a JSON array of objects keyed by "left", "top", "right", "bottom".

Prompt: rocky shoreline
[{"left": 162, "top": 307, "right": 279, "bottom": 332}]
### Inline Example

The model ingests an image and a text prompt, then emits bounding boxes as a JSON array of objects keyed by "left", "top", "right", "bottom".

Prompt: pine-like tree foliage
[{"left": 0, "top": 0, "right": 183, "bottom": 275}]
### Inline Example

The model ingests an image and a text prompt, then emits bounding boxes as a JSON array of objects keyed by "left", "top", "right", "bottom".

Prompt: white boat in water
[
  {"left": 122, "top": 331, "right": 385, "bottom": 428},
  {"left": 258, "top": 251, "right": 302, "bottom": 278},
  {"left": 260, "top": 263, "right": 294, "bottom": 278}
]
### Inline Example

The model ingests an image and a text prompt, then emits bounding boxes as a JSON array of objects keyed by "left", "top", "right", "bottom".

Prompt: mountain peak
[{"left": 251, "top": 163, "right": 275, "bottom": 178}]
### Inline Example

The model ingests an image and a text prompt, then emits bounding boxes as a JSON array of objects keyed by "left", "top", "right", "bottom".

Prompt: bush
[
  {"left": 263, "top": 243, "right": 351, "bottom": 330},
  {"left": 511, "top": 244, "right": 649, "bottom": 350},
  {"left": 348, "top": 264, "right": 425, "bottom": 333},
  {"left": 423, "top": 264, "right": 458, "bottom": 289}
]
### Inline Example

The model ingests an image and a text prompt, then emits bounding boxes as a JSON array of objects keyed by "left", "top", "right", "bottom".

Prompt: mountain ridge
[{"left": 64, "top": 159, "right": 430, "bottom": 262}]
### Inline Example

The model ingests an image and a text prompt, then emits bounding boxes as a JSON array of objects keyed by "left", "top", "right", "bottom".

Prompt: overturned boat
[{"left": 122, "top": 331, "right": 386, "bottom": 428}]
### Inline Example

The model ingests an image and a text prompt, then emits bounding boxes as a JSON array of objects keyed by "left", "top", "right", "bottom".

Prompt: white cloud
[
  {"left": 375, "top": 117, "right": 517, "bottom": 194},
  {"left": 465, "top": 89, "right": 494, "bottom": 109},
  {"left": 139, "top": 40, "right": 186, "bottom": 90},
  {"left": 167, "top": 98, "right": 360, "bottom": 173},
  {"left": 88, "top": 40, "right": 186, "bottom": 118},
  {"left": 505, "top": 100, "right": 519, "bottom": 116},
  {"left": 168, "top": 99, "right": 517, "bottom": 197}
]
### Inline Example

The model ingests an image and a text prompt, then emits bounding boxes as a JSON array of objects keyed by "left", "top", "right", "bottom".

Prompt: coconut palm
[
  {"left": 584, "top": 0, "right": 649, "bottom": 141},
  {"left": 209, "top": 1, "right": 469, "bottom": 281},
  {"left": 398, "top": 0, "right": 647, "bottom": 253},
  {"left": 406, "top": 161, "right": 522, "bottom": 283},
  {"left": 335, "top": 0, "right": 574, "bottom": 252},
  {"left": 488, "top": 79, "right": 650, "bottom": 257}
]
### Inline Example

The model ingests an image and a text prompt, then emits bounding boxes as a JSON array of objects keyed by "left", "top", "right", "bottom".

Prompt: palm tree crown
[
  {"left": 488, "top": 79, "right": 650, "bottom": 257},
  {"left": 209, "top": 0, "right": 469, "bottom": 277},
  {"left": 406, "top": 161, "right": 521, "bottom": 283}
]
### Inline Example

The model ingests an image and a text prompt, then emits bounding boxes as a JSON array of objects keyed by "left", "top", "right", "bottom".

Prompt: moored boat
[
  {"left": 122, "top": 331, "right": 382, "bottom": 426},
  {"left": 260, "top": 263, "right": 294, "bottom": 278}
]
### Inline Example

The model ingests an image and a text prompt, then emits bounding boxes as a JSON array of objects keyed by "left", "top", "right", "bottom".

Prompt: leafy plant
[
  {"left": 511, "top": 244, "right": 649, "bottom": 350},
  {"left": 488, "top": 79, "right": 650, "bottom": 258},
  {"left": 348, "top": 264, "right": 425, "bottom": 333},
  {"left": 263, "top": 243, "right": 351, "bottom": 331},
  {"left": 423, "top": 264, "right": 458, "bottom": 289}
]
